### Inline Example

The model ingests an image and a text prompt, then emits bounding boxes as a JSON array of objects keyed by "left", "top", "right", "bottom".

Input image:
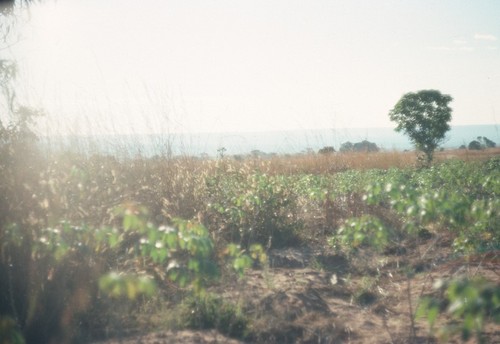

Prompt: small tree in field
[{"left": 389, "top": 90, "right": 452, "bottom": 164}]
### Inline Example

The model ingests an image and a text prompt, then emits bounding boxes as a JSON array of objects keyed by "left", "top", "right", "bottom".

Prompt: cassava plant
[
  {"left": 417, "top": 277, "right": 500, "bottom": 343},
  {"left": 0, "top": 201, "right": 263, "bottom": 343}
]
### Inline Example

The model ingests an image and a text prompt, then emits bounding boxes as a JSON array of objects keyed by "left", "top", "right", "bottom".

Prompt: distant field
[
  {"left": 39, "top": 124, "right": 500, "bottom": 157},
  {"left": 256, "top": 147, "right": 500, "bottom": 174}
]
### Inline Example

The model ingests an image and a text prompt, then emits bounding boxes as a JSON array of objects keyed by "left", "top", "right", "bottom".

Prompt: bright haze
[{"left": 7, "top": 0, "right": 500, "bottom": 135}]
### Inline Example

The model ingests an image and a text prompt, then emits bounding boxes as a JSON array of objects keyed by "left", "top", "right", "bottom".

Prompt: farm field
[
  {"left": 3, "top": 1, "right": 500, "bottom": 343},
  {"left": 1, "top": 146, "right": 500, "bottom": 343}
]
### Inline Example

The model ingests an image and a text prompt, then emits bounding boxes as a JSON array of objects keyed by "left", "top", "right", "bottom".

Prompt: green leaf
[
  {"left": 123, "top": 214, "right": 133, "bottom": 231},
  {"left": 188, "top": 259, "right": 200, "bottom": 272},
  {"left": 427, "top": 305, "right": 439, "bottom": 328}
]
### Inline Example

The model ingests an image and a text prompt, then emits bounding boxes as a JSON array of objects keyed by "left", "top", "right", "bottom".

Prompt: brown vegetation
[{"left": 232, "top": 147, "right": 500, "bottom": 175}]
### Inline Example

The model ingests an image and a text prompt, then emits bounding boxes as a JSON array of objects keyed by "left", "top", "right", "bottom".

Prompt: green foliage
[
  {"left": 180, "top": 293, "right": 249, "bottom": 339},
  {"left": 116, "top": 207, "right": 220, "bottom": 292},
  {"left": 224, "top": 243, "right": 267, "bottom": 277},
  {"left": 417, "top": 278, "right": 500, "bottom": 343},
  {"left": 0, "top": 200, "right": 264, "bottom": 342},
  {"left": 361, "top": 160, "right": 500, "bottom": 253},
  {"left": 332, "top": 215, "right": 391, "bottom": 252},
  {"left": 207, "top": 171, "right": 301, "bottom": 248},
  {"left": 389, "top": 89, "right": 453, "bottom": 164},
  {"left": 99, "top": 273, "right": 156, "bottom": 300},
  {"left": 294, "top": 169, "right": 385, "bottom": 201}
]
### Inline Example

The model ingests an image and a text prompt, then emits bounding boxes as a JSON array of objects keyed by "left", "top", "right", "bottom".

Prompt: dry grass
[
  {"left": 434, "top": 147, "right": 500, "bottom": 163},
  {"left": 217, "top": 147, "right": 500, "bottom": 175},
  {"left": 265, "top": 151, "right": 417, "bottom": 174}
]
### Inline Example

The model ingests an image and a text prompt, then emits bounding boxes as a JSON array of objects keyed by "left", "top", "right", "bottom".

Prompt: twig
[
  {"left": 382, "top": 314, "right": 395, "bottom": 344},
  {"left": 407, "top": 274, "right": 416, "bottom": 342}
]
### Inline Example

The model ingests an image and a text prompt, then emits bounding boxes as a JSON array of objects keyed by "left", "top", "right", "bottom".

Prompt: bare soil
[{"left": 95, "top": 234, "right": 500, "bottom": 344}]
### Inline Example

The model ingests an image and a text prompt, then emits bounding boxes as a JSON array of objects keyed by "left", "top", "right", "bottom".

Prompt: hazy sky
[{"left": 5, "top": 0, "right": 500, "bottom": 135}]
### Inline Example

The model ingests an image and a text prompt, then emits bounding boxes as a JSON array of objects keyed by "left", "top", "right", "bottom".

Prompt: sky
[{"left": 2, "top": 0, "right": 500, "bottom": 135}]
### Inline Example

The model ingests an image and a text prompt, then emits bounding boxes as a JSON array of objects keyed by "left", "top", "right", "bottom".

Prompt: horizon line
[{"left": 37, "top": 123, "right": 499, "bottom": 138}]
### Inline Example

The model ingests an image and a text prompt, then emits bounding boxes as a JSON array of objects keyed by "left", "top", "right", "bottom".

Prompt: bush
[
  {"left": 469, "top": 137, "right": 497, "bottom": 150},
  {"left": 478, "top": 136, "right": 496, "bottom": 148},
  {"left": 206, "top": 170, "right": 302, "bottom": 248},
  {"left": 1, "top": 180, "right": 266, "bottom": 342},
  {"left": 318, "top": 146, "right": 335, "bottom": 154},
  {"left": 180, "top": 293, "right": 249, "bottom": 339},
  {"left": 0, "top": 202, "right": 240, "bottom": 342},
  {"left": 361, "top": 159, "right": 500, "bottom": 254},
  {"left": 331, "top": 215, "right": 392, "bottom": 252},
  {"left": 353, "top": 140, "right": 379, "bottom": 152},
  {"left": 339, "top": 141, "right": 354, "bottom": 152},
  {"left": 339, "top": 140, "right": 379, "bottom": 153},
  {"left": 468, "top": 140, "right": 482, "bottom": 150},
  {"left": 418, "top": 277, "right": 500, "bottom": 342}
]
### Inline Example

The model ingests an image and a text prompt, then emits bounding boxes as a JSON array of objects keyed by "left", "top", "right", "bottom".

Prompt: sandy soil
[{"left": 94, "top": 235, "right": 500, "bottom": 343}]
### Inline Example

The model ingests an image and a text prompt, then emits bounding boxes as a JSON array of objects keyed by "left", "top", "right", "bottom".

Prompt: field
[{"left": 1, "top": 142, "right": 500, "bottom": 344}]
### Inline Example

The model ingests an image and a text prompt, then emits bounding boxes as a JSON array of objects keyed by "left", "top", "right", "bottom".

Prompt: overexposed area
[{"left": 3, "top": 0, "right": 500, "bottom": 136}]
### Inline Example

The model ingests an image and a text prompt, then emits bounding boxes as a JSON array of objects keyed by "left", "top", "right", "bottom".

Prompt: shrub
[
  {"left": 0, "top": 201, "right": 262, "bottom": 342},
  {"left": 418, "top": 277, "right": 500, "bottom": 342},
  {"left": 353, "top": 140, "right": 379, "bottom": 152},
  {"left": 318, "top": 146, "right": 335, "bottom": 154},
  {"left": 180, "top": 293, "right": 249, "bottom": 339},
  {"left": 478, "top": 136, "right": 496, "bottom": 148},
  {"left": 361, "top": 159, "right": 500, "bottom": 254},
  {"left": 339, "top": 140, "right": 379, "bottom": 153},
  {"left": 339, "top": 141, "right": 353, "bottom": 152},
  {"left": 206, "top": 171, "right": 301, "bottom": 248},
  {"left": 468, "top": 140, "right": 482, "bottom": 150},
  {"left": 331, "top": 215, "right": 392, "bottom": 252}
]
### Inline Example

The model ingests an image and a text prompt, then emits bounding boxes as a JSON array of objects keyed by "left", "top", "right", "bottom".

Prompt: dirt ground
[{"left": 94, "top": 233, "right": 500, "bottom": 344}]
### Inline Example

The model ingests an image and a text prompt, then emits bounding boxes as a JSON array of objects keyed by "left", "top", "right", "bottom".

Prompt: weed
[
  {"left": 351, "top": 276, "right": 380, "bottom": 307},
  {"left": 206, "top": 171, "right": 302, "bottom": 248},
  {"left": 333, "top": 215, "right": 393, "bottom": 252},
  {"left": 179, "top": 293, "right": 249, "bottom": 339},
  {"left": 417, "top": 277, "right": 500, "bottom": 343}
]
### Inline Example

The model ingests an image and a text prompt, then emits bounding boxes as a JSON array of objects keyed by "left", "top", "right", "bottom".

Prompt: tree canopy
[{"left": 389, "top": 90, "right": 452, "bottom": 164}]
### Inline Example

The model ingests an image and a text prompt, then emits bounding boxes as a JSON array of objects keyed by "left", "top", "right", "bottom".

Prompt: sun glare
[
  {"left": 9, "top": 0, "right": 500, "bottom": 137},
  {"left": 28, "top": 2, "right": 68, "bottom": 61}
]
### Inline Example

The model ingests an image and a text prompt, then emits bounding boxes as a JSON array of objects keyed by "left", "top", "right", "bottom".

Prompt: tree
[
  {"left": 339, "top": 141, "right": 353, "bottom": 153},
  {"left": 389, "top": 90, "right": 453, "bottom": 164},
  {"left": 318, "top": 146, "right": 335, "bottom": 154},
  {"left": 477, "top": 136, "right": 496, "bottom": 148},
  {"left": 1, "top": 56, "right": 42, "bottom": 163},
  {"left": 468, "top": 137, "right": 497, "bottom": 150},
  {"left": 468, "top": 140, "right": 482, "bottom": 150},
  {"left": 353, "top": 140, "right": 379, "bottom": 152}
]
